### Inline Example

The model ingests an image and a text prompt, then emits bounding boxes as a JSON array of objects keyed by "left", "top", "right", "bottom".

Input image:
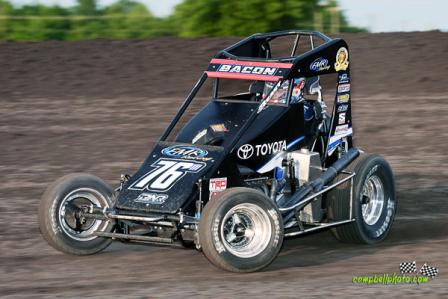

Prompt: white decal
[
  {"left": 335, "top": 124, "right": 349, "bottom": 135},
  {"left": 338, "top": 84, "right": 350, "bottom": 93},
  {"left": 135, "top": 193, "right": 168, "bottom": 205},
  {"left": 218, "top": 64, "right": 278, "bottom": 76},
  {"left": 129, "top": 159, "right": 206, "bottom": 192},
  {"left": 338, "top": 112, "right": 346, "bottom": 124},
  {"left": 237, "top": 144, "right": 255, "bottom": 159},
  {"left": 209, "top": 177, "right": 227, "bottom": 199},
  {"left": 237, "top": 140, "right": 287, "bottom": 160}
]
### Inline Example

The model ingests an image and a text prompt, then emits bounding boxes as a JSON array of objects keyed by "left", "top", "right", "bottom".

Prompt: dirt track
[{"left": 1, "top": 32, "right": 448, "bottom": 298}]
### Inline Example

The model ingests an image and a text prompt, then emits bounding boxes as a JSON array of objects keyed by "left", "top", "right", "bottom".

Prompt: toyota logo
[{"left": 237, "top": 144, "right": 254, "bottom": 160}]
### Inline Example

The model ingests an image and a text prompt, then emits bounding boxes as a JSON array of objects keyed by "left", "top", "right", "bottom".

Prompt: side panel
[
  {"left": 233, "top": 103, "right": 307, "bottom": 173},
  {"left": 325, "top": 45, "right": 354, "bottom": 159}
]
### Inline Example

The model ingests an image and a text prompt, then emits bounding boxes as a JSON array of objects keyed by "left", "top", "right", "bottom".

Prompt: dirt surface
[
  {"left": 1, "top": 31, "right": 448, "bottom": 99},
  {"left": 1, "top": 32, "right": 448, "bottom": 298}
]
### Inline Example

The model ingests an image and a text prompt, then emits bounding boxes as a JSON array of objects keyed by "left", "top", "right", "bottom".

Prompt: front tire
[
  {"left": 327, "top": 154, "right": 397, "bottom": 244},
  {"left": 199, "top": 187, "right": 283, "bottom": 272},
  {"left": 38, "top": 173, "right": 114, "bottom": 255}
]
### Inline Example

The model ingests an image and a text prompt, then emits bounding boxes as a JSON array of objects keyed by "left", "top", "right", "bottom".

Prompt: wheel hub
[
  {"left": 361, "top": 175, "right": 385, "bottom": 225},
  {"left": 220, "top": 203, "right": 271, "bottom": 258},
  {"left": 58, "top": 188, "right": 109, "bottom": 242}
]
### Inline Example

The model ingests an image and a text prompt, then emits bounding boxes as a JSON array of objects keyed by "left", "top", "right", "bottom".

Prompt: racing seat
[{"left": 305, "top": 76, "right": 321, "bottom": 96}]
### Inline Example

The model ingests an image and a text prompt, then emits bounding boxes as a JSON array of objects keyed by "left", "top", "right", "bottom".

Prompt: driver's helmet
[
  {"left": 262, "top": 78, "right": 306, "bottom": 105},
  {"left": 290, "top": 78, "right": 305, "bottom": 103}
]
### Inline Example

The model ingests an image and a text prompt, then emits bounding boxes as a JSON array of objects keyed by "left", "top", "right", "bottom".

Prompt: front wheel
[
  {"left": 199, "top": 188, "right": 283, "bottom": 272},
  {"left": 38, "top": 173, "right": 115, "bottom": 255}
]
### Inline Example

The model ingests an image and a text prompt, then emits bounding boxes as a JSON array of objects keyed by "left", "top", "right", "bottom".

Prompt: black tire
[
  {"left": 38, "top": 173, "right": 114, "bottom": 255},
  {"left": 199, "top": 187, "right": 283, "bottom": 272},
  {"left": 327, "top": 154, "right": 396, "bottom": 244}
]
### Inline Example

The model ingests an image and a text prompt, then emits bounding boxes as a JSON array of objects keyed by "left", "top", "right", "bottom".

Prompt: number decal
[{"left": 129, "top": 159, "right": 206, "bottom": 192}]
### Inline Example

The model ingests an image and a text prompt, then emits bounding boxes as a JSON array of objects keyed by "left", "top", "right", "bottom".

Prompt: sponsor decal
[
  {"left": 135, "top": 193, "right": 168, "bottom": 205},
  {"left": 237, "top": 144, "right": 254, "bottom": 159},
  {"left": 218, "top": 64, "right": 278, "bottom": 76},
  {"left": 162, "top": 145, "right": 209, "bottom": 161},
  {"left": 129, "top": 158, "right": 206, "bottom": 192},
  {"left": 331, "top": 125, "right": 352, "bottom": 141},
  {"left": 339, "top": 73, "right": 349, "bottom": 83},
  {"left": 310, "top": 57, "right": 330, "bottom": 72},
  {"left": 210, "top": 123, "right": 228, "bottom": 133},
  {"left": 338, "top": 84, "right": 350, "bottom": 93},
  {"left": 337, "top": 93, "right": 350, "bottom": 103},
  {"left": 337, "top": 104, "right": 349, "bottom": 113},
  {"left": 338, "top": 112, "right": 346, "bottom": 124},
  {"left": 334, "top": 47, "right": 349, "bottom": 71},
  {"left": 209, "top": 177, "right": 227, "bottom": 199},
  {"left": 192, "top": 129, "right": 207, "bottom": 144},
  {"left": 335, "top": 124, "right": 350, "bottom": 135},
  {"left": 237, "top": 140, "right": 287, "bottom": 160}
]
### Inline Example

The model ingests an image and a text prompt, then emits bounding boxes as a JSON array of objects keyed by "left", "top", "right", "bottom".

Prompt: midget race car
[{"left": 38, "top": 30, "right": 396, "bottom": 272}]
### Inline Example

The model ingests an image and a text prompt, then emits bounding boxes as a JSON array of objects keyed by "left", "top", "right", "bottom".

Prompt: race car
[{"left": 38, "top": 30, "right": 396, "bottom": 272}]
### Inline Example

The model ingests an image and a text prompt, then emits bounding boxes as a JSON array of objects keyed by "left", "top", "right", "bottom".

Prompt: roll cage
[{"left": 161, "top": 30, "right": 353, "bottom": 167}]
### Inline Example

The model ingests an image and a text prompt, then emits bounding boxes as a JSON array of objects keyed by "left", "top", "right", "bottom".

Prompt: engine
[{"left": 245, "top": 148, "right": 323, "bottom": 225}]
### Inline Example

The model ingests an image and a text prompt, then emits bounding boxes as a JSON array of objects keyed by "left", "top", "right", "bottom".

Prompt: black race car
[{"left": 39, "top": 30, "right": 396, "bottom": 272}]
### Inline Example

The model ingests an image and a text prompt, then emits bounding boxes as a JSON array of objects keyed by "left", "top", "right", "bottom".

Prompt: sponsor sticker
[
  {"left": 337, "top": 94, "right": 350, "bottom": 103},
  {"left": 162, "top": 145, "right": 210, "bottom": 161},
  {"left": 338, "top": 84, "right": 350, "bottom": 93},
  {"left": 338, "top": 113, "right": 346, "bottom": 124},
  {"left": 339, "top": 73, "right": 349, "bottom": 83},
  {"left": 310, "top": 57, "right": 330, "bottom": 72},
  {"left": 218, "top": 64, "right": 278, "bottom": 76},
  {"left": 209, "top": 177, "right": 227, "bottom": 199},
  {"left": 192, "top": 129, "right": 207, "bottom": 144},
  {"left": 237, "top": 144, "right": 254, "bottom": 159},
  {"left": 334, "top": 47, "right": 349, "bottom": 71},
  {"left": 337, "top": 104, "right": 349, "bottom": 113},
  {"left": 210, "top": 123, "right": 228, "bottom": 133},
  {"left": 135, "top": 193, "right": 168, "bottom": 205},
  {"left": 335, "top": 124, "right": 350, "bottom": 136},
  {"left": 237, "top": 140, "right": 287, "bottom": 160}
]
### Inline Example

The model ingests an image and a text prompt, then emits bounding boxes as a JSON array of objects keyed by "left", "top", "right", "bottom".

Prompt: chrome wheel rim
[
  {"left": 58, "top": 188, "right": 109, "bottom": 241},
  {"left": 220, "top": 203, "right": 271, "bottom": 258},
  {"left": 361, "top": 175, "right": 385, "bottom": 225}
]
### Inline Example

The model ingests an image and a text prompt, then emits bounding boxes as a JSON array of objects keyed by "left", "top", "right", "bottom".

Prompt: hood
[{"left": 116, "top": 141, "right": 223, "bottom": 214}]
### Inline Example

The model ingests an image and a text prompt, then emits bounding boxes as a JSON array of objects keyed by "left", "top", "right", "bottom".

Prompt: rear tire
[
  {"left": 199, "top": 187, "right": 283, "bottom": 272},
  {"left": 38, "top": 173, "right": 114, "bottom": 255},
  {"left": 327, "top": 154, "right": 396, "bottom": 244}
]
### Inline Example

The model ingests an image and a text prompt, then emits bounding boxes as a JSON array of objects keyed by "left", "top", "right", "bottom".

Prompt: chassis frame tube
[
  {"left": 159, "top": 72, "right": 208, "bottom": 141},
  {"left": 94, "top": 231, "right": 173, "bottom": 244},
  {"left": 279, "top": 171, "right": 356, "bottom": 212},
  {"left": 284, "top": 219, "right": 355, "bottom": 238}
]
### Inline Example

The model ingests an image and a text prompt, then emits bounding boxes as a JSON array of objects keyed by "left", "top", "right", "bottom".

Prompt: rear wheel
[
  {"left": 327, "top": 154, "right": 396, "bottom": 244},
  {"left": 38, "top": 173, "right": 114, "bottom": 255},
  {"left": 199, "top": 188, "right": 283, "bottom": 272}
]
